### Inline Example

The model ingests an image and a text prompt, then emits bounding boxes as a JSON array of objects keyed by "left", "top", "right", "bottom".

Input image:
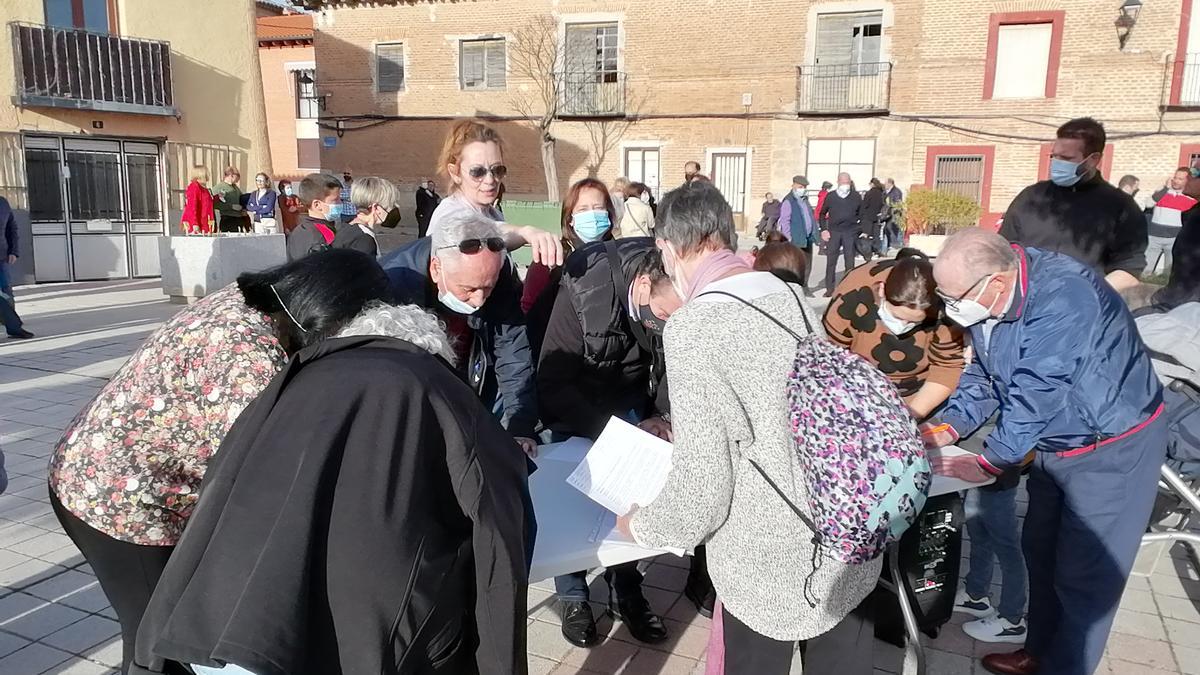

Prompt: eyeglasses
[
  {"left": 438, "top": 237, "right": 505, "bottom": 255},
  {"left": 467, "top": 165, "right": 508, "bottom": 181},
  {"left": 935, "top": 273, "right": 994, "bottom": 310}
]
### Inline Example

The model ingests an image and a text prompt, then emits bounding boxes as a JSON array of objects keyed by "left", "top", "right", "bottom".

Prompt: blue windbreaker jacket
[{"left": 942, "top": 246, "right": 1163, "bottom": 472}]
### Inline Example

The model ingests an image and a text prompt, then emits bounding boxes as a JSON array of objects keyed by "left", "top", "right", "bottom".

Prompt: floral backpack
[{"left": 701, "top": 282, "right": 930, "bottom": 566}]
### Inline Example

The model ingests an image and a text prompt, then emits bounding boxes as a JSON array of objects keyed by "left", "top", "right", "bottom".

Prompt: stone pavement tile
[
  {"left": 562, "top": 637, "right": 639, "bottom": 673},
  {"left": 23, "top": 571, "right": 97, "bottom": 605},
  {"left": 1105, "top": 632, "right": 1180, "bottom": 670},
  {"left": 0, "top": 559, "right": 67, "bottom": 589},
  {"left": 642, "top": 586, "right": 683, "bottom": 619},
  {"left": 655, "top": 554, "right": 691, "bottom": 570},
  {"left": 1167, "top": 617, "right": 1200, "bottom": 646},
  {"left": 80, "top": 638, "right": 121, "bottom": 669},
  {"left": 528, "top": 655, "right": 561, "bottom": 675},
  {"left": 1114, "top": 607, "right": 1169, "bottom": 640},
  {"left": 41, "top": 657, "right": 118, "bottom": 675},
  {"left": 528, "top": 586, "right": 555, "bottom": 614},
  {"left": 0, "top": 599, "right": 88, "bottom": 641},
  {"left": 0, "top": 643, "right": 73, "bottom": 675},
  {"left": 1156, "top": 594, "right": 1200, "bottom": 624},
  {"left": 0, "top": 629, "right": 31, "bottom": 658},
  {"left": 1124, "top": 588, "right": 1164, "bottom": 614},
  {"left": 1127, "top": 575, "right": 1155, "bottom": 592},
  {"left": 49, "top": 586, "right": 109, "bottom": 616},
  {"left": 9, "top": 533, "right": 73, "bottom": 560},
  {"left": 527, "top": 618, "right": 575, "bottom": 663},
  {"left": 926, "top": 647, "right": 974, "bottom": 675},
  {"left": 624, "top": 648, "right": 699, "bottom": 675},
  {"left": 641, "top": 564, "right": 690, "bottom": 593},
  {"left": 1175, "top": 643, "right": 1200, "bottom": 675},
  {"left": 1151, "top": 572, "right": 1200, "bottom": 601},
  {"left": 873, "top": 638, "right": 906, "bottom": 674},
  {"left": 40, "top": 615, "right": 120, "bottom": 654},
  {"left": 33, "top": 546, "right": 84, "bottom": 569},
  {"left": 0, "top": 523, "right": 55, "bottom": 548},
  {"left": 640, "top": 618, "right": 711, "bottom": 661},
  {"left": 1100, "top": 659, "right": 1180, "bottom": 675},
  {"left": 548, "top": 663, "right": 602, "bottom": 675},
  {"left": 926, "top": 622, "right": 974, "bottom": 657},
  {"left": 664, "top": 594, "right": 709, "bottom": 625}
]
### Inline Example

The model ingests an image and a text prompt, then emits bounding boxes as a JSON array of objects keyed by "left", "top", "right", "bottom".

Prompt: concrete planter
[
  {"left": 907, "top": 233, "right": 948, "bottom": 257},
  {"left": 158, "top": 233, "right": 287, "bottom": 303}
]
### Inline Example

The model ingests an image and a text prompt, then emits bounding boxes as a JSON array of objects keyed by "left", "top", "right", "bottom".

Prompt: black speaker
[{"left": 874, "top": 492, "right": 965, "bottom": 645}]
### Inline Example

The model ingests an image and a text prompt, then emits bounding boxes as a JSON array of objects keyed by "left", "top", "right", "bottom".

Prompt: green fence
[{"left": 502, "top": 200, "right": 561, "bottom": 266}]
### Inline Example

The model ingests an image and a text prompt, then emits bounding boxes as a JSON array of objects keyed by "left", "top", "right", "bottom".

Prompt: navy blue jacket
[
  {"left": 942, "top": 246, "right": 1163, "bottom": 472},
  {"left": 379, "top": 237, "right": 538, "bottom": 438},
  {"left": 1, "top": 197, "right": 17, "bottom": 259}
]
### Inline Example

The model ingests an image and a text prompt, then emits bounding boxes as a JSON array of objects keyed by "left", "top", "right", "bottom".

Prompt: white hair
[
  {"left": 335, "top": 302, "right": 457, "bottom": 364},
  {"left": 430, "top": 209, "right": 503, "bottom": 264},
  {"left": 350, "top": 176, "right": 401, "bottom": 213}
]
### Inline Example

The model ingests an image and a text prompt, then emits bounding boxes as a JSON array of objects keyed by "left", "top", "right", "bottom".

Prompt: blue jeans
[
  {"left": 1022, "top": 413, "right": 1167, "bottom": 675},
  {"left": 964, "top": 485, "right": 1027, "bottom": 622},
  {"left": 0, "top": 261, "right": 23, "bottom": 335}
]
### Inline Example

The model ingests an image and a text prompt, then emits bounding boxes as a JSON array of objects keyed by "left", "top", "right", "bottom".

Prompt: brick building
[
  {"left": 258, "top": 13, "right": 319, "bottom": 180},
  {"left": 300, "top": 0, "right": 1200, "bottom": 229}
]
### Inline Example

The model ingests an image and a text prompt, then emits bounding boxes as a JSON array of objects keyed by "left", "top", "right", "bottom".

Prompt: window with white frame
[
  {"left": 992, "top": 23, "right": 1053, "bottom": 99},
  {"left": 805, "top": 139, "right": 875, "bottom": 192},
  {"left": 623, "top": 147, "right": 661, "bottom": 199},
  {"left": 295, "top": 69, "right": 319, "bottom": 119},
  {"left": 375, "top": 42, "right": 406, "bottom": 93},
  {"left": 460, "top": 39, "right": 506, "bottom": 90},
  {"left": 565, "top": 23, "right": 619, "bottom": 82}
]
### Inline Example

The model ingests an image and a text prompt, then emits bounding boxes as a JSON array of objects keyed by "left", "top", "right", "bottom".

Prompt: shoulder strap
[
  {"left": 605, "top": 241, "right": 652, "bottom": 351},
  {"left": 748, "top": 459, "right": 818, "bottom": 536},
  {"left": 697, "top": 278, "right": 813, "bottom": 339}
]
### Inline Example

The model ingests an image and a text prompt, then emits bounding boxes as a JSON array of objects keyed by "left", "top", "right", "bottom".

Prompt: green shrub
[{"left": 901, "top": 188, "right": 982, "bottom": 235}]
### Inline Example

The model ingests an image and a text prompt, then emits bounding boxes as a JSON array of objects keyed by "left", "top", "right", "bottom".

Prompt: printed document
[{"left": 566, "top": 417, "right": 673, "bottom": 516}]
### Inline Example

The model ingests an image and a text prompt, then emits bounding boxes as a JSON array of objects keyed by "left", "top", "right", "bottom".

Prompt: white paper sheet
[
  {"left": 566, "top": 417, "right": 673, "bottom": 516},
  {"left": 928, "top": 444, "right": 996, "bottom": 496}
]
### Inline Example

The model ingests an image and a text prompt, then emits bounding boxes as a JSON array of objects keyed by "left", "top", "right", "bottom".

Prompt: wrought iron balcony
[
  {"left": 796, "top": 62, "right": 891, "bottom": 114},
  {"left": 1178, "top": 53, "right": 1200, "bottom": 106},
  {"left": 10, "top": 22, "right": 176, "bottom": 116},
  {"left": 557, "top": 71, "right": 626, "bottom": 118}
]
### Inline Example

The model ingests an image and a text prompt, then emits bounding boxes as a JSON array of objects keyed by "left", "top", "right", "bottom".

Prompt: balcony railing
[
  {"left": 557, "top": 71, "right": 626, "bottom": 117},
  {"left": 1178, "top": 53, "right": 1200, "bottom": 106},
  {"left": 796, "top": 62, "right": 891, "bottom": 114},
  {"left": 10, "top": 22, "right": 176, "bottom": 116}
]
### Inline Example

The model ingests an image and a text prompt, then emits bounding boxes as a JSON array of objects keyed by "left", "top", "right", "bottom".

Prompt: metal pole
[{"left": 882, "top": 542, "right": 926, "bottom": 675}]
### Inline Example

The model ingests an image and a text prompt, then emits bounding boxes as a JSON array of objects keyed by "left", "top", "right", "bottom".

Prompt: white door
[
  {"left": 710, "top": 152, "right": 748, "bottom": 214},
  {"left": 624, "top": 147, "right": 660, "bottom": 199}
]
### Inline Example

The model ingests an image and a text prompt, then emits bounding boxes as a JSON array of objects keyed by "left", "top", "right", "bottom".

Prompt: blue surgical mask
[
  {"left": 283, "top": 186, "right": 293, "bottom": 197},
  {"left": 438, "top": 290, "right": 479, "bottom": 315},
  {"left": 573, "top": 210, "right": 611, "bottom": 242},
  {"left": 1050, "top": 158, "right": 1088, "bottom": 187}
]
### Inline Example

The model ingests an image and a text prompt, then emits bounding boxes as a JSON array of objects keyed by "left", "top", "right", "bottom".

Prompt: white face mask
[
  {"left": 878, "top": 296, "right": 917, "bottom": 335},
  {"left": 944, "top": 274, "right": 1000, "bottom": 328},
  {"left": 836, "top": 185, "right": 852, "bottom": 198},
  {"left": 640, "top": 192, "right": 651, "bottom": 204},
  {"left": 434, "top": 265, "right": 480, "bottom": 315}
]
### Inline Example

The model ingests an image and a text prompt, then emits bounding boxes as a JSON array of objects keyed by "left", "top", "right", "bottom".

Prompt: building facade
[
  {"left": 1, "top": 0, "right": 271, "bottom": 284},
  {"left": 303, "top": 0, "right": 1199, "bottom": 232},
  {"left": 258, "top": 13, "right": 318, "bottom": 180}
]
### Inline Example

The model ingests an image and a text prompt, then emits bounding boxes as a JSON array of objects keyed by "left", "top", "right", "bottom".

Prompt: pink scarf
[
  {"left": 683, "top": 249, "right": 753, "bottom": 302},
  {"left": 705, "top": 599, "right": 725, "bottom": 675}
]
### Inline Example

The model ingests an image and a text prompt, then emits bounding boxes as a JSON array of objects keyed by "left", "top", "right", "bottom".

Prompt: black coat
[
  {"left": 286, "top": 214, "right": 335, "bottom": 261},
  {"left": 416, "top": 188, "right": 441, "bottom": 222},
  {"left": 1154, "top": 202, "right": 1200, "bottom": 310},
  {"left": 132, "top": 337, "right": 532, "bottom": 675},
  {"left": 861, "top": 186, "right": 886, "bottom": 226},
  {"left": 331, "top": 222, "right": 379, "bottom": 257},
  {"left": 536, "top": 238, "right": 667, "bottom": 439},
  {"left": 999, "top": 175, "right": 1148, "bottom": 277}
]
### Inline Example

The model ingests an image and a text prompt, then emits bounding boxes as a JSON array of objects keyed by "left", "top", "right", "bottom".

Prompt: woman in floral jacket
[{"left": 48, "top": 250, "right": 390, "bottom": 675}]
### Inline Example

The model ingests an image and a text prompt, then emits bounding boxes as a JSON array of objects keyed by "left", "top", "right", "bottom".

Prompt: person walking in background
[
  {"left": 337, "top": 171, "right": 355, "bottom": 224},
  {"left": 863, "top": 178, "right": 887, "bottom": 258},
  {"left": 332, "top": 176, "right": 404, "bottom": 257},
  {"left": 819, "top": 172, "right": 864, "bottom": 293},
  {"left": 999, "top": 117, "right": 1147, "bottom": 292},
  {"left": 778, "top": 176, "right": 818, "bottom": 290},
  {"left": 610, "top": 177, "right": 630, "bottom": 225},
  {"left": 277, "top": 179, "right": 303, "bottom": 234},
  {"left": 814, "top": 180, "right": 832, "bottom": 223},
  {"left": 181, "top": 167, "right": 215, "bottom": 235},
  {"left": 1153, "top": 160, "right": 1200, "bottom": 310},
  {"left": 415, "top": 178, "right": 441, "bottom": 238},
  {"left": 1145, "top": 167, "right": 1198, "bottom": 277},
  {"left": 213, "top": 166, "right": 249, "bottom": 233},
  {"left": 619, "top": 182, "right": 656, "bottom": 239},
  {"left": 1, "top": 195, "right": 32, "bottom": 339},
  {"left": 757, "top": 192, "right": 781, "bottom": 239},
  {"left": 285, "top": 173, "right": 343, "bottom": 261},
  {"left": 882, "top": 178, "right": 905, "bottom": 251},
  {"left": 926, "top": 229, "right": 1165, "bottom": 675},
  {"left": 1118, "top": 174, "right": 1156, "bottom": 213},
  {"left": 244, "top": 172, "right": 278, "bottom": 228}
]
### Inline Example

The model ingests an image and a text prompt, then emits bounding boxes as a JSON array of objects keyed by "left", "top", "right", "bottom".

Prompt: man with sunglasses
[
  {"left": 379, "top": 209, "right": 539, "bottom": 457},
  {"left": 924, "top": 228, "right": 1165, "bottom": 675},
  {"left": 999, "top": 117, "right": 1147, "bottom": 293}
]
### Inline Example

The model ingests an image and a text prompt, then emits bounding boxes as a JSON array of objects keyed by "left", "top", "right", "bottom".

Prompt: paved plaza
[{"left": 0, "top": 279, "right": 1198, "bottom": 675}]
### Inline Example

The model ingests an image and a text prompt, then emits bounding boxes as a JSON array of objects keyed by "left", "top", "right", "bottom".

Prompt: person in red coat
[{"left": 181, "top": 167, "right": 215, "bottom": 235}]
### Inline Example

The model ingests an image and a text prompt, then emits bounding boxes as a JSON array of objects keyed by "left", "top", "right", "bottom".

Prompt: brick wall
[{"left": 259, "top": 42, "right": 316, "bottom": 180}]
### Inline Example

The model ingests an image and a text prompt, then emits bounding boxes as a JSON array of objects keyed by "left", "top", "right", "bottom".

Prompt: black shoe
[
  {"left": 559, "top": 600, "right": 601, "bottom": 648},
  {"left": 684, "top": 577, "right": 716, "bottom": 619},
  {"left": 6, "top": 329, "right": 33, "bottom": 339},
  {"left": 609, "top": 596, "right": 668, "bottom": 644}
]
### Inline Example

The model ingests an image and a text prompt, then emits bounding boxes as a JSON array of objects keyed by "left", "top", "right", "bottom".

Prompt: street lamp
[
  {"left": 297, "top": 71, "right": 332, "bottom": 111},
  {"left": 1116, "top": 0, "right": 1143, "bottom": 50}
]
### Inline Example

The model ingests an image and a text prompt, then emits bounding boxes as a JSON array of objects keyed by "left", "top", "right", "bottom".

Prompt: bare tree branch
[
  {"left": 583, "top": 91, "right": 649, "bottom": 178},
  {"left": 509, "top": 15, "right": 563, "bottom": 200}
]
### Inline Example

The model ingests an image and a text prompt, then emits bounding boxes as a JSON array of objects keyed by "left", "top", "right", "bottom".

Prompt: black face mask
[
  {"left": 380, "top": 207, "right": 402, "bottom": 229},
  {"left": 637, "top": 305, "right": 667, "bottom": 334}
]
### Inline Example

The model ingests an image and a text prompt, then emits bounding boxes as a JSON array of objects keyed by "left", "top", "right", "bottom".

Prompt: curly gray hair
[{"left": 335, "top": 302, "right": 456, "bottom": 364}]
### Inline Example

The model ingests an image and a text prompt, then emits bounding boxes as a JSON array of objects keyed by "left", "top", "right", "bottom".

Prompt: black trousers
[
  {"left": 722, "top": 594, "right": 875, "bottom": 675},
  {"left": 824, "top": 229, "right": 859, "bottom": 291},
  {"left": 51, "top": 490, "right": 175, "bottom": 675}
]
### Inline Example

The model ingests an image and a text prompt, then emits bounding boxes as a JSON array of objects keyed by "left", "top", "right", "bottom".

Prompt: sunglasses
[
  {"left": 438, "top": 237, "right": 505, "bottom": 255},
  {"left": 467, "top": 165, "right": 508, "bottom": 181}
]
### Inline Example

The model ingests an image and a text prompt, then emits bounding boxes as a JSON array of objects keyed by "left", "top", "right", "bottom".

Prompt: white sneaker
[
  {"left": 952, "top": 588, "right": 994, "bottom": 618},
  {"left": 963, "top": 614, "right": 1028, "bottom": 644}
]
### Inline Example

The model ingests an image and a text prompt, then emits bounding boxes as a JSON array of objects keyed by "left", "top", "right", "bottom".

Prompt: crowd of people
[{"left": 11, "top": 112, "right": 1193, "bottom": 675}]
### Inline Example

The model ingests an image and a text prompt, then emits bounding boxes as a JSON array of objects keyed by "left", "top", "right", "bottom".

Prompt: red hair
[{"left": 559, "top": 178, "right": 617, "bottom": 253}]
